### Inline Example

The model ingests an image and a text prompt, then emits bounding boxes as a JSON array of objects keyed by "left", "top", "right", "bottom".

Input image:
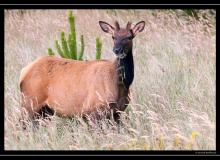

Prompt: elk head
[{"left": 99, "top": 20, "right": 145, "bottom": 58}]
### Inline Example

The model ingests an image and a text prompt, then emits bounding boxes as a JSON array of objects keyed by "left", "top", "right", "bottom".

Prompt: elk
[{"left": 19, "top": 20, "right": 145, "bottom": 124}]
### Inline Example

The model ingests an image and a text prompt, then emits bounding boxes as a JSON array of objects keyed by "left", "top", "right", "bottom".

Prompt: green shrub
[
  {"left": 96, "top": 37, "right": 102, "bottom": 60},
  {"left": 48, "top": 10, "right": 102, "bottom": 60}
]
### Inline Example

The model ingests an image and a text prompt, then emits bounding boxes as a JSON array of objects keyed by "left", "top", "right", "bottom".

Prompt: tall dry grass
[{"left": 4, "top": 9, "right": 216, "bottom": 150}]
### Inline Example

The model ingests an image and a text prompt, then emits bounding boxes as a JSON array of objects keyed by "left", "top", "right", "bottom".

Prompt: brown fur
[{"left": 19, "top": 56, "right": 126, "bottom": 119}]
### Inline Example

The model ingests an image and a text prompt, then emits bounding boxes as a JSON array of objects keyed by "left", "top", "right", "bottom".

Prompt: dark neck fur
[{"left": 117, "top": 50, "right": 134, "bottom": 89}]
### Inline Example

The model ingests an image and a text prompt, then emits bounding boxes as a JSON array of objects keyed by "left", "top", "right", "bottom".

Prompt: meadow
[{"left": 4, "top": 9, "right": 216, "bottom": 150}]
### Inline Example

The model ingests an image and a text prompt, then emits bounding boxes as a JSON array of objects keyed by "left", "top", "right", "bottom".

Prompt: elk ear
[
  {"left": 131, "top": 21, "right": 145, "bottom": 37},
  {"left": 99, "top": 21, "right": 115, "bottom": 34}
]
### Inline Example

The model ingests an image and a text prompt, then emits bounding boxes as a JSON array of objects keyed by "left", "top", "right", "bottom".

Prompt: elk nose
[{"left": 113, "top": 47, "right": 122, "bottom": 54}]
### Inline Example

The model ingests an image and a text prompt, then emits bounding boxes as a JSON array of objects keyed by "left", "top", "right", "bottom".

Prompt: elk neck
[{"left": 116, "top": 49, "right": 134, "bottom": 90}]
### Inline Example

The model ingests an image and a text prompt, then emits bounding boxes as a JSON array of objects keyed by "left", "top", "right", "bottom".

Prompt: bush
[{"left": 48, "top": 11, "right": 102, "bottom": 60}]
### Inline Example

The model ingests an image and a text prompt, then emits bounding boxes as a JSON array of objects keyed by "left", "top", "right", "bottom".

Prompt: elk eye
[
  {"left": 128, "top": 36, "right": 132, "bottom": 40},
  {"left": 112, "top": 36, "right": 115, "bottom": 40}
]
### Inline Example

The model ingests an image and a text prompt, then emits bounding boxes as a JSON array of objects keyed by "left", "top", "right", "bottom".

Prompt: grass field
[{"left": 4, "top": 9, "right": 216, "bottom": 150}]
